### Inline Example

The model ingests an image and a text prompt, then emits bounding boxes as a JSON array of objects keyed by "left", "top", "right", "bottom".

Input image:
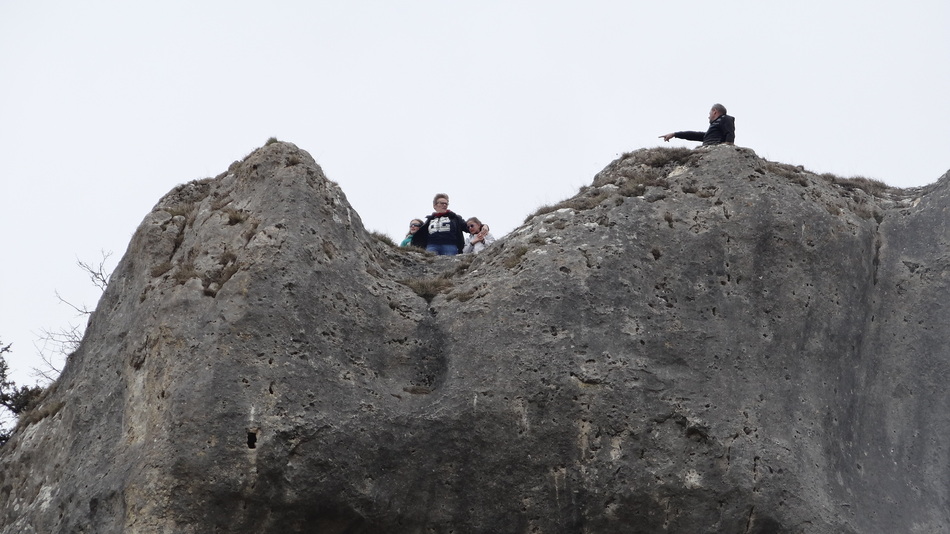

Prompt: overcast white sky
[{"left": 1, "top": 1, "right": 948, "bottom": 386}]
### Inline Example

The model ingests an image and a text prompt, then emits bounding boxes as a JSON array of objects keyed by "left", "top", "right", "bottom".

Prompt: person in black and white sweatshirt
[{"left": 410, "top": 193, "right": 467, "bottom": 255}]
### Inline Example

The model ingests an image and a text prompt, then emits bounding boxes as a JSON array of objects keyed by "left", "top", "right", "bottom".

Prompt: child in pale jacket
[{"left": 463, "top": 217, "right": 495, "bottom": 254}]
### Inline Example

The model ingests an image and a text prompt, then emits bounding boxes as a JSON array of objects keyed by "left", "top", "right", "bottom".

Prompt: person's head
[
  {"left": 709, "top": 103, "right": 727, "bottom": 121},
  {"left": 408, "top": 218, "right": 423, "bottom": 234},
  {"left": 466, "top": 217, "right": 483, "bottom": 234},
  {"left": 433, "top": 193, "right": 449, "bottom": 211}
]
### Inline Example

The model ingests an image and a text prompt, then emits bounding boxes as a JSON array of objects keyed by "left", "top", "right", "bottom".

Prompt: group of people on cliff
[
  {"left": 399, "top": 104, "right": 734, "bottom": 256},
  {"left": 399, "top": 193, "right": 495, "bottom": 256}
]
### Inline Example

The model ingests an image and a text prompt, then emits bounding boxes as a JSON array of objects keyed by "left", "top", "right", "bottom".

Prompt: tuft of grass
[
  {"left": 150, "top": 262, "right": 173, "bottom": 278},
  {"left": 322, "top": 240, "right": 337, "bottom": 260},
  {"left": 242, "top": 220, "right": 260, "bottom": 244},
  {"left": 526, "top": 187, "right": 611, "bottom": 222},
  {"left": 664, "top": 211, "right": 674, "bottom": 228},
  {"left": 449, "top": 287, "right": 478, "bottom": 302},
  {"left": 210, "top": 195, "right": 233, "bottom": 210},
  {"left": 18, "top": 401, "right": 66, "bottom": 427},
  {"left": 393, "top": 244, "right": 431, "bottom": 255},
  {"left": 526, "top": 203, "right": 558, "bottom": 222},
  {"left": 204, "top": 259, "right": 241, "bottom": 297},
  {"left": 219, "top": 251, "right": 238, "bottom": 265},
  {"left": 172, "top": 263, "right": 201, "bottom": 285},
  {"left": 529, "top": 235, "right": 547, "bottom": 246},
  {"left": 265, "top": 137, "right": 280, "bottom": 145},
  {"left": 618, "top": 167, "right": 668, "bottom": 197},
  {"left": 764, "top": 162, "right": 805, "bottom": 182},
  {"left": 854, "top": 204, "right": 883, "bottom": 222},
  {"left": 831, "top": 175, "right": 890, "bottom": 196},
  {"left": 503, "top": 245, "right": 530, "bottom": 269},
  {"left": 399, "top": 277, "right": 454, "bottom": 303},
  {"left": 163, "top": 203, "right": 195, "bottom": 219},
  {"left": 447, "top": 254, "right": 475, "bottom": 276},
  {"left": 695, "top": 187, "right": 717, "bottom": 198},
  {"left": 635, "top": 147, "right": 697, "bottom": 168},
  {"left": 223, "top": 208, "right": 249, "bottom": 225},
  {"left": 370, "top": 231, "right": 396, "bottom": 247},
  {"left": 824, "top": 204, "right": 842, "bottom": 216},
  {"left": 619, "top": 182, "right": 646, "bottom": 197},
  {"left": 18, "top": 400, "right": 64, "bottom": 427}
]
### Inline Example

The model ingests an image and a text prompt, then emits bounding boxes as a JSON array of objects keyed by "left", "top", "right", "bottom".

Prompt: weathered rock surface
[{"left": 1, "top": 142, "right": 947, "bottom": 533}]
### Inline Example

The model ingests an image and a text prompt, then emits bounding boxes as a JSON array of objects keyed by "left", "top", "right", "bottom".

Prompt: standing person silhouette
[{"left": 660, "top": 103, "right": 735, "bottom": 146}]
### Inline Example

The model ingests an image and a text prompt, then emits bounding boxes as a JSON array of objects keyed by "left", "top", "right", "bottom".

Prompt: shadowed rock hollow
[{"left": 1, "top": 142, "right": 947, "bottom": 533}]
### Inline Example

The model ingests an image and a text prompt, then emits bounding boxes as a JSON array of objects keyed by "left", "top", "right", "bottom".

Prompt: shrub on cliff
[{"left": 0, "top": 342, "right": 44, "bottom": 446}]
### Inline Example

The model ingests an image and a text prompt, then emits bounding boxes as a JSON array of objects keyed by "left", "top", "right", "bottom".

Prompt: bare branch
[
  {"left": 77, "top": 250, "right": 113, "bottom": 291},
  {"left": 31, "top": 325, "right": 81, "bottom": 382},
  {"left": 31, "top": 250, "right": 114, "bottom": 384},
  {"left": 54, "top": 290, "right": 93, "bottom": 316}
]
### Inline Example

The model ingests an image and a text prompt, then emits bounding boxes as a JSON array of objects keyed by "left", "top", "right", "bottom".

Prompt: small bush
[{"left": 265, "top": 137, "right": 279, "bottom": 145}]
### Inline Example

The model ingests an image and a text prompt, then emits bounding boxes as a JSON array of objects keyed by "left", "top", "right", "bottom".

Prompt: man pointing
[{"left": 660, "top": 103, "right": 735, "bottom": 146}]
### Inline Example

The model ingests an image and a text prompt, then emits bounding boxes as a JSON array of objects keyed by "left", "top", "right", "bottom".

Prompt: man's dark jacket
[{"left": 675, "top": 114, "right": 735, "bottom": 145}]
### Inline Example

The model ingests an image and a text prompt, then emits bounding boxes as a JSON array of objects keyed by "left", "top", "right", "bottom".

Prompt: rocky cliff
[{"left": 1, "top": 142, "right": 947, "bottom": 533}]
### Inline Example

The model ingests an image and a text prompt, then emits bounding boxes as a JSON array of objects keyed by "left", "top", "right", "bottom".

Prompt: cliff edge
[{"left": 1, "top": 142, "right": 947, "bottom": 533}]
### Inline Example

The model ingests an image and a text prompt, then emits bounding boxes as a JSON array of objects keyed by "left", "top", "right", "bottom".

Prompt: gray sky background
[{"left": 1, "top": 1, "right": 948, "bottom": 386}]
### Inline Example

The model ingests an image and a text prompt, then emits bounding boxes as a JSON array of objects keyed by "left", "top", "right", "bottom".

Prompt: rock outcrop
[{"left": 1, "top": 142, "right": 947, "bottom": 533}]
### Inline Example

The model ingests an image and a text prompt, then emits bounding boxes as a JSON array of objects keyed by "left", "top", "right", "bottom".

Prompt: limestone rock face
[{"left": 1, "top": 142, "right": 947, "bottom": 533}]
